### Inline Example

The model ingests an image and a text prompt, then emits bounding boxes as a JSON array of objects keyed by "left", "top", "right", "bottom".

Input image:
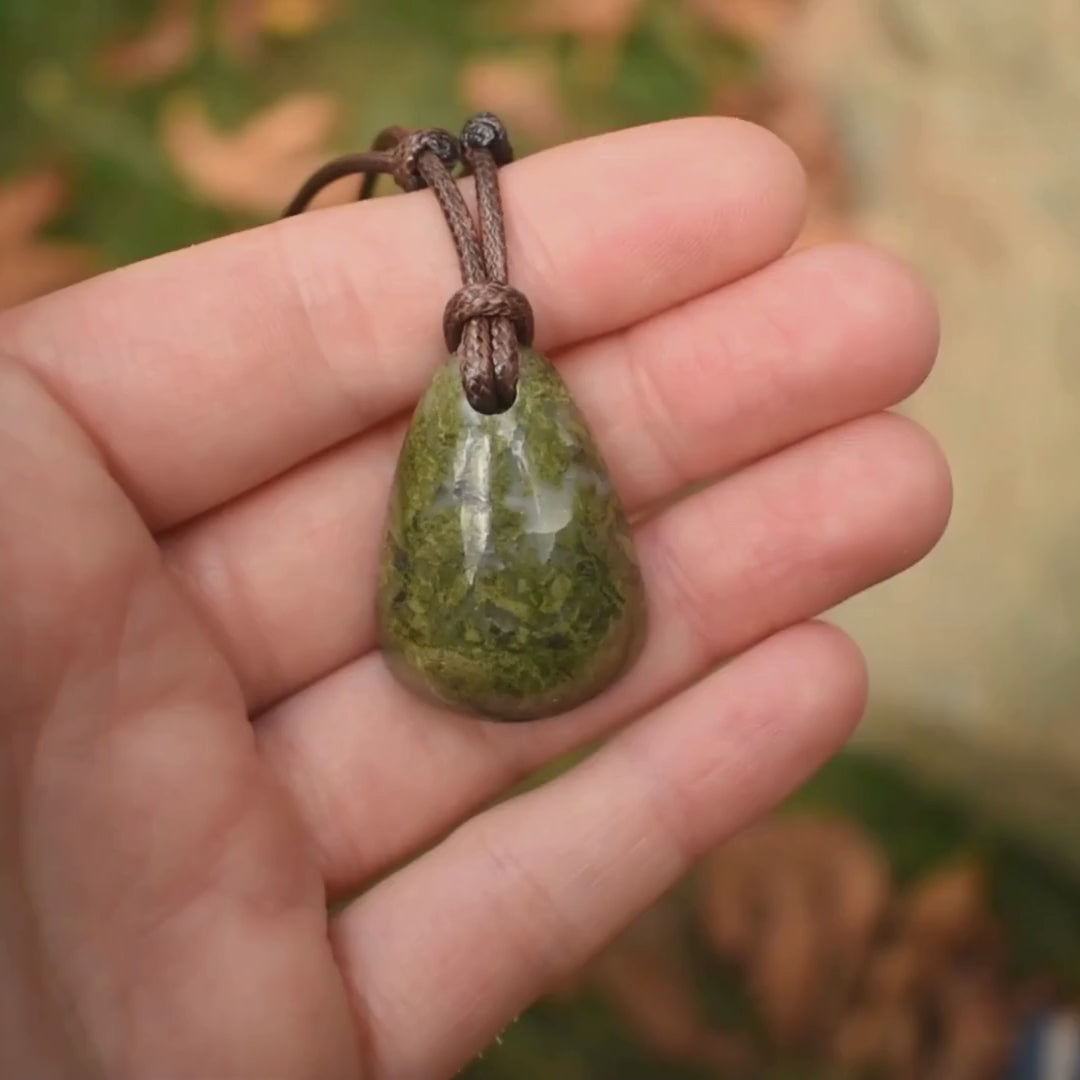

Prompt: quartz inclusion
[{"left": 376, "top": 348, "right": 646, "bottom": 721}]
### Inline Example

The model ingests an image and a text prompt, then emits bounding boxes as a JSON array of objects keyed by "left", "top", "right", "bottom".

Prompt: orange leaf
[
  {"left": 514, "top": 0, "right": 642, "bottom": 39},
  {"left": 0, "top": 170, "right": 67, "bottom": 242},
  {"left": 100, "top": 0, "right": 335, "bottom": 83},
  {"left": 217, "top": 0, "right": 263, "bottom": 58},
  {"left": 904, "top": 860, "right": 996, "bottom": 952},
  {"left": 592, "top": 907, "right": 754, "bottom": 1071},
  {"left": 99, "top": 0, "right": 196, "bottom": 85},
  {"left": 460, "top": 56, "right": 568, "bottom": 144},
  {"left": 160, "top": 92, "right": 343, "bottom": 217},
  {"left": 220, "top": 0, "right": 337, "bottom": 55},
  {"left": 698, "top": 815, "right": 891, "bottom": 1048},
  {"left": 0, "top": 171, "right": 97, "bottom": 309},
  {"left": 689, "top": 0, "right": 804, "bottom": 44},
  {"left": 259, "top": 0, "right": 337, "bottom": 37}
]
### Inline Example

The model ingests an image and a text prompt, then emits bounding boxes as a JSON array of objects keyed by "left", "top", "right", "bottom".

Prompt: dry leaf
[
  {"left": 934, "top": 964, "right": 1014, "bottom": 1080},
  {"left": 99, "top": 0, "right": 334, "bottom": 84},
  {"left": 515, "top": 0, "right": 642, "bottom": 39},
  {"left": 460, "top": 57, "right": 568, "bottom": 144},
  {"left": 0, "top": 169, "right": 66, "bottom": 243},
  {"left": 834, "top": 1002, "right": 925, "bottom": 1079},
  {"left": 99, "top": 0, "right": 196, "bottom": 84},
  {"left": 160, "top": 91, "right": 342, "bottom": 216},
  {"left": 835, "top": 947, "right": 1013, "bottom": 1080},
  {"left": 591, "top": 906, "right": 754, "bottom": 1072},
  {"left": 259, "top": 0, "right": 336, "bottom": 37},
  {"left": 863, "top": 940, "right": 925, "bottom": 1002},
  {"left": 829, "top": 856, "right": 1016, "bottom": 1080},
  {"left": 905, "top": 861, "right": 995, "bottom": 951},
  {"left": 712, "top": 76, "right": 781, "bottom": 125},
  {"left": 698, "top": 815, "right": 891, "bottom": 1048},
  {"left": 0, "top": 171, "right": 97, "bottom": 309},
  {"left": 833, "top": 938, "right": 929, "bottom": 1079},
  {"left": 509, "top": 0, "right": 641, "bottom": 91},
  {"left": 767, "top": 81, "right": 854, "bottom": 225},
  {"left": 749, "top": 873, "right": 821, "bottom": 1044},
  {"left": 689, "top": 0, "right": 804, "bottom": 44},
  {"left": 698, "top": 815, "right": 1028, "bottom": 1078},
  {"left": 216, "top": 0, "right": 263, "bottom": 59},
  {"left": 219, "top": 0, "right": 335, "bottom": 52}
]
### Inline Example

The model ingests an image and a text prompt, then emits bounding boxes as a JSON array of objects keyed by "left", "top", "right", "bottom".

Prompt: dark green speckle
[{"left": 376, "top": 348, "right": 646, "bottom": 721}]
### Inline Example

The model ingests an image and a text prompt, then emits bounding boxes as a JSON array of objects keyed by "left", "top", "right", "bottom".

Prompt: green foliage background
[
  {"left": 4, "top": 2, "right": 1080, "bottom": 1076},
  {"left": 0, "top": 0, "right": 752, "bottom": 269}
]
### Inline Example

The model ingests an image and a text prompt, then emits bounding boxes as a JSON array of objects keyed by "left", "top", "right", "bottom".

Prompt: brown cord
[{"left": 281, "top": 112, "right": 533, "bottom": 413}]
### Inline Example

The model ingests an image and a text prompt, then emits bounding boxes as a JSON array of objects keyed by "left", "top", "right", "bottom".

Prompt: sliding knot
[{"left": 443, "top": 283, "right": 534, "bottom": 352}]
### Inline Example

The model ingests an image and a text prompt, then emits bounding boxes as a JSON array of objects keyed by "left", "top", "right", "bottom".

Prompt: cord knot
[
  {"left": 443, "top": 283, "right": 534, "bottom": 352},
  {"left": 391, "top": 129, "right": 460, "bottom": 192},
  {"left": 461, "top": 113, "right": 514, "bottom": 166}
]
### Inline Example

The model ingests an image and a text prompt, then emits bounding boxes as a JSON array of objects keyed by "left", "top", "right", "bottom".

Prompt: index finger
[{"left": 0, "top": 118, "right": 805, "bottom": 530}]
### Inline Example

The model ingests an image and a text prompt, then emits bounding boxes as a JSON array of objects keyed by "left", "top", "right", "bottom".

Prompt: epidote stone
[{"left": 376, "top": 348, "right": 646, "bottom": 721}]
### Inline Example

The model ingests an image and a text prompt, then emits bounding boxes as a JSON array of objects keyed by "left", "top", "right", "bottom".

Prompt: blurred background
[{"left": 4, "top": 0, "right": 1080, "bottom": 1076}]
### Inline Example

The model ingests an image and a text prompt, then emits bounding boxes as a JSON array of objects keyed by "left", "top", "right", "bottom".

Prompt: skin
[{"left": 0, "top": 118, "right": 950, "bottom": 1079}]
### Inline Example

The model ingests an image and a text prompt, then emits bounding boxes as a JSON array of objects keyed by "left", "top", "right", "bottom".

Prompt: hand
[{"left": 0, "top": 119, "right": 949, "bottom": 1079}]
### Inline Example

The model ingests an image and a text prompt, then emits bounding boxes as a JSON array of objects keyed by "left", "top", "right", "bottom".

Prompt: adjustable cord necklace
[{"left": 284, "top": 114, "right": 646, "bottom": 721}]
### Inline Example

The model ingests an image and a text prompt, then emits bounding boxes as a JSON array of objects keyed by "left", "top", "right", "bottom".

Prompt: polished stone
[{"left": 376, "top": 348, "right": 646, "bottom": 721}]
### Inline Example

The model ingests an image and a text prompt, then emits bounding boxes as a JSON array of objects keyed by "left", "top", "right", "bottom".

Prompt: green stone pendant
[{"left": 376, "top": 348, "right": 646, "bottom": 721}]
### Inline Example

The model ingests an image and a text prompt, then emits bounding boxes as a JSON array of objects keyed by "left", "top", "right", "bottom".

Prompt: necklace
[{"left": 284, "top": 114, "right": 646, "bottom": 721}]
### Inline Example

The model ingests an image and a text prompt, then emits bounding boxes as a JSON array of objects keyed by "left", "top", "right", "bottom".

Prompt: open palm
[{"left": 0, "top": 119, "right": 949, "bottom": 1079}]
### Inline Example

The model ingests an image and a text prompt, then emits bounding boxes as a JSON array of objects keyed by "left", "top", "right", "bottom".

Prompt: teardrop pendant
[
  {"left": 281, "top": 111, "right": 646, "bottom": 720},
  {"left": 376, "top": 348, "right": 646, "bottom": 721}
]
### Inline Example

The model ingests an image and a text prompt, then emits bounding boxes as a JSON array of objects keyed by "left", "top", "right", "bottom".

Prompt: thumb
[{"left": 0, "top": 356, "right": 356, "bottom": 1078}]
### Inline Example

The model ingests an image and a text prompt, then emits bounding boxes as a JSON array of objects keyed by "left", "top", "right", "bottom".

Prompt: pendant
[
  {"left": 376, "top": 348, "right": 646, "bottom": 721},
  {"left": 277, "top": 110, "right": 645, "bottom": 720}
]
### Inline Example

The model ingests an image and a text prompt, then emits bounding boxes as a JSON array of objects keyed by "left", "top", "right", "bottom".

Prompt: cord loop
[{"left": 282, "top": 114, "right": 525, "bottom": 413}]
